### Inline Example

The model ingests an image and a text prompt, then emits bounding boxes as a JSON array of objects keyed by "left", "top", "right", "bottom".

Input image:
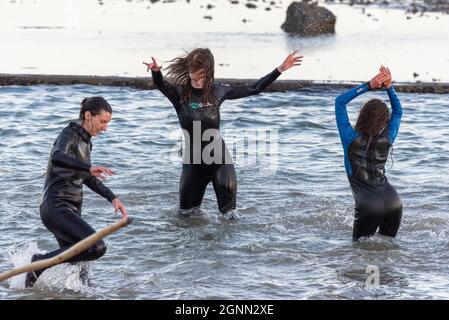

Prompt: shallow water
[{"left": 1, "top": 84, "right": 449, "bottom": 299}]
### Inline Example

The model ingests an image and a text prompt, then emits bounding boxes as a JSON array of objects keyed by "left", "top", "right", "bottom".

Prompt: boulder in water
[{"left": 281, "top": 1, "right": 336, "bottom": 37}]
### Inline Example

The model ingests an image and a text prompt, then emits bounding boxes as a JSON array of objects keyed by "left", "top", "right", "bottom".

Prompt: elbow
[
  {"left": 151, "top": 80, "right": 161, "bottom": 89},
  {"left": 50, "top": 150, "right": 62, "bottom": 165},
  {"left": 335, "top": 96, "right": 343, "bottom": 105},
  {"left": 394, "top": 107, "right": 403, "bottom": 118},
  {"left": 335, "top": 97, "right": 343, "bottom": 112},
  {"left": 249, "top": 86, "right": 261, "bottom": 95}
]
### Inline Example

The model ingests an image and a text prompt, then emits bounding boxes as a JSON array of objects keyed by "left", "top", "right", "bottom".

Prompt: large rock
[{"left": 281, "top": 1, "right": 336, "bottom": 37}]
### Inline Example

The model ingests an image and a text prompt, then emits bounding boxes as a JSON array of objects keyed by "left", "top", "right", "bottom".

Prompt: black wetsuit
[
  {"left": 335, "top": 83, "right": 403, "bottom": 240},
  {"left": 152, "top": 68, "right": 281, "bottom": 213},
  {"left": 26, "top": 122, "right": 116, "bottom": 286}
]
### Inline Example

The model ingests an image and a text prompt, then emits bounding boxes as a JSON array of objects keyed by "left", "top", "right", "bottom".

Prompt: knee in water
[{"left": 91, "top": 241, "right": 107, "bottom": 258}]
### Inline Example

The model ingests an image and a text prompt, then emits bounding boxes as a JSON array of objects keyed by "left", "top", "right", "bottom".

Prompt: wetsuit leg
[
  {"left": 212, "top": 164, "right": 237, "bottom": 214},
  {"left": 352, "top": 190, "right": 386, "bottom": 240},
  {"left": 352, "top": 206, "right": 385, "bottom": 240},
  {"left": 26, "top": 201, "right": 107, "bottom": 286},
  {"left": 179, "top": 164, "right": 211, "bottom": 210},
  {"left": 378, "top": 183, "right": 402, "bottom": 237},
  {"left": 39, "top": 201, "right": 107, "bottom": 262},
  {"left": 55, "top": 238, "right": 91, "bottom": 284}
]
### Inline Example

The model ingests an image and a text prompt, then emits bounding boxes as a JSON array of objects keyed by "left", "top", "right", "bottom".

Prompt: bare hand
[
  {"left": 112, "top": 198, "right": 128, "bottom": 219},
  {"left": 369, "top": 69, "right": 390, "bottom": 90},
  {"left": 278, "top": 50, "right": 303, "bottom": 73},
  {"left": 143, "top": 56, "right": 162, "bottom": 72},
  {"left": 380, "top": 65, "right": 392, "bottom": 89},
  {"left": 90, "top": 166, "right": 115, "bottom": 181}
]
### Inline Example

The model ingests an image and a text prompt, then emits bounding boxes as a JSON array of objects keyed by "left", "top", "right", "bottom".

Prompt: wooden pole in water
[{"left": 0, "top": 217, "right": 133, "bottom": 283}]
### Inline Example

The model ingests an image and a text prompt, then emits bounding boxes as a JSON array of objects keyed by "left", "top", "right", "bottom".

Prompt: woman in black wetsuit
[
  {"left": 143, "top": 48, "right": 302, "bottom": 218},
  {"left": 335, "top": 67, "right": 403, "bottom": 240},
  {"left": 25, "top": 97, "right": 127, "bottom": 287}
]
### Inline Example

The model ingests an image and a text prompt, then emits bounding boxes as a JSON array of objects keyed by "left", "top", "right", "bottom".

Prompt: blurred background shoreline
[{"left": 1, "top": 0, "right": 448, "bottom": 83}]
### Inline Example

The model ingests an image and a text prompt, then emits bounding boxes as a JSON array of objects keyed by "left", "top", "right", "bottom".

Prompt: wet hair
[
  {"left": 355, "top": 98, "right": 390, "bottom": 141},
  {"left": 79, "top": 97, "right": 112, "bottom": 120},
  {"left": 165, "top": 48, "right": 217, "bottom": 105}
]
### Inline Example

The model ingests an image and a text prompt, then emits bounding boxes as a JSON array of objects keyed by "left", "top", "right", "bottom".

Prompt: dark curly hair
[{"left": 355, "top": 98, "right": 390, "bottom": 140}]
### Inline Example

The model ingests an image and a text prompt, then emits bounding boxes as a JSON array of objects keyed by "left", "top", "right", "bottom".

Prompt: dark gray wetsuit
[
  {"left": 26, "top": 122, "right": 116, "bottom": 287},
  {"left": 152, "top": 69, "right": 281, "bottom": 213}
]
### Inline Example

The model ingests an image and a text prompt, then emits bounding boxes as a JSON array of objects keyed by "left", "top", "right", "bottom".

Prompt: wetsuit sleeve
[
  {"left": 386, "top": 86, "right": 402, "bottom": 143},
  {"left": 151, "top": 70, "right": 181, "bottom": 109},
  {"left": 84, "top": 175, "right": 117, "bottom": 203},
  {"left": 51, "top": 132, "right": 91, "bottom": 172},
  {"left": 221, "top": 68, "right": 282, "bottom": 101},
  {"left": 335, "top": 82, "right": 370, "bottom": 147}
]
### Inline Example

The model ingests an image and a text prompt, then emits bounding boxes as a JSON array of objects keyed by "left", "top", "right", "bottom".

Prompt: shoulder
[
  {"left": 214, "top": 82, "right": 230, "bottom": 88},
  {"left": 213, "top": 82, "right": 231, "bottom": 95},
  {"left": 59, "top": 122, "right": 80, "bottom": 141},
  {"left": 59, "top": 122, "right": 74, "bottom": 136},
  {"left": 172, "top": 84, "right": 183, "bottom": 95}
]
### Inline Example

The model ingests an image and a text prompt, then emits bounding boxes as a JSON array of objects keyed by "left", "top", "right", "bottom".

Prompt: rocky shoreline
[
  {"left": 112, "top": 0, "right": 449, "bottom": 14},
  {"left": 329, "top": 0, "right": 449, "bottom": 14},
  {"left": 1, "top": 74, "right": 448, "bottom": 94}
]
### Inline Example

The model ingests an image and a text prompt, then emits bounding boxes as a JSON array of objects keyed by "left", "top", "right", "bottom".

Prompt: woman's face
[
  {"left": 189, "top": 68, "right": 206, "bottom": 83},
  {"left": 84, "top": 110, "right": 112, "bottom": 136}
]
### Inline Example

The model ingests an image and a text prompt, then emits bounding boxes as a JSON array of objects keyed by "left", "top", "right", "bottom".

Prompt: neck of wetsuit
[{"left": 73, "top": 122, "right": 92, "bottom": 143}]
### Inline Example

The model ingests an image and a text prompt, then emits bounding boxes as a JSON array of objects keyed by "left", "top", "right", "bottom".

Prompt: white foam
[
  {"left": 4, "top": 242, "right": 92, "bottom": 292},
  {"left": 37, "top": 262, "right": 92, "bottom": 293},
  {"left": 5, "top": 242, "right": 45, "bottom": 290}
]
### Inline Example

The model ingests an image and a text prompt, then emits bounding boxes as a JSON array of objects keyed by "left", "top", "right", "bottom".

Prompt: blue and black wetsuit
[
  {"left": 152, "top": 68, "right": 281, "bottom": 214},
  {"left": 26, "top": 122, "right": 116, "bottom": 287},
  {"left": 335, "top": 83, "right": 403, "bottom": 240}
]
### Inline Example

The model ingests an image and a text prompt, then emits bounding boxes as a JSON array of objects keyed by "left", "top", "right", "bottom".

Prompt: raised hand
[
  {"left": 380, "top": 65, "right": 392, "bottom": 89},
  {"left": 278, "top": 50, "right": 303, "bottom": 73},
  {"left": 369, "top": 69, "right": 390, "bottom": 90},
  {"left": 90, "top": 166, "right": 115, "bottom": 181},
  {"left": 143, "top": 56, "right": 162, "bottom": 72}
]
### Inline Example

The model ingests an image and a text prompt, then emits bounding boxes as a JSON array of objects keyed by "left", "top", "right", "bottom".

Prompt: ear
[{"left": 84, "top": 111, "right": 92, "bottom": 120}]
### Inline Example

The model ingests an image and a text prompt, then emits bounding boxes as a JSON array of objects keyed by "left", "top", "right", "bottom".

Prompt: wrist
[{"left": 277, "top": 66, "right": 284, "bottom": 73}]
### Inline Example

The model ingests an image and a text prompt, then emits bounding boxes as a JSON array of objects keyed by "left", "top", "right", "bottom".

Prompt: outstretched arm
[
  {"left": 143, "top": 57, "right": 181, "bottom": 107},
  {"left": 222, "top": 69, "right": 281, "bottom": 100},
  {"left": 222, "top": 51, "right": 303, "bottom": 100}
]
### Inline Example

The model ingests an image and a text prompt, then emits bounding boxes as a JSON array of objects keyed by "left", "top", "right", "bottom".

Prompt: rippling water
[{"left": 1, "top": 85, "right": 449, "bottom": 299}]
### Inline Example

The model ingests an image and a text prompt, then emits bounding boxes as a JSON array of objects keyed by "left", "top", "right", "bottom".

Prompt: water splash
[
  {"left": 4, "top": 242, "right": 44, "bottom": 290},
  {"left": 4, "top": 242, "right": 92, "bottom": 293},
  {"left": 36, "top": 262, "right": 92, "bottom": 294}
]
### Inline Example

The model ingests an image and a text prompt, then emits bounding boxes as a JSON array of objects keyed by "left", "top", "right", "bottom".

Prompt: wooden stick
[{"left": 0, "top": 217, "right": 133, "bottom": 283}]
